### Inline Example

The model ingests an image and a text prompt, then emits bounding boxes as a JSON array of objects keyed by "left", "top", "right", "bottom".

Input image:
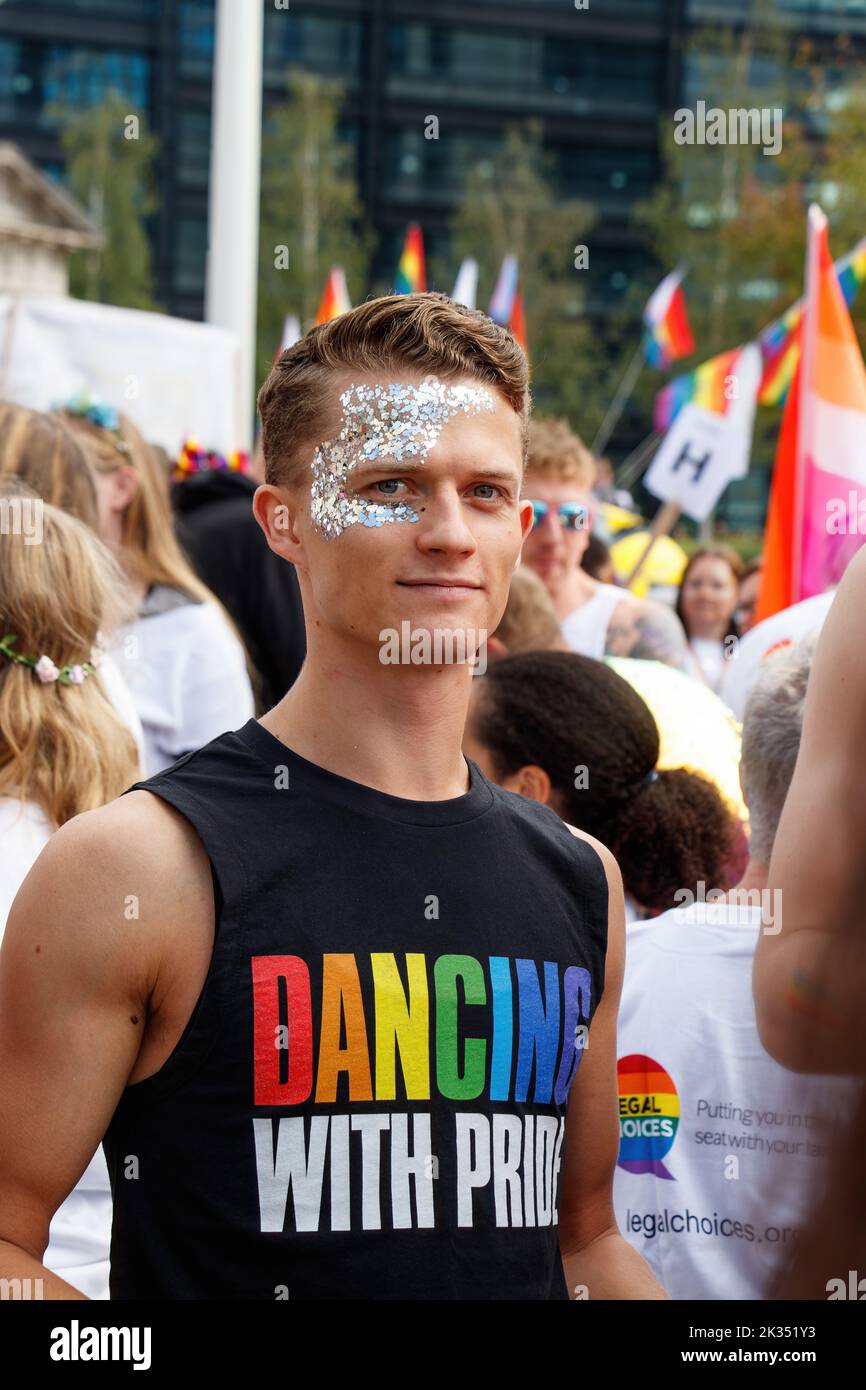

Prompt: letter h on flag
[{"left": 757, "top": 205, "right": 866, "bottom": 621}]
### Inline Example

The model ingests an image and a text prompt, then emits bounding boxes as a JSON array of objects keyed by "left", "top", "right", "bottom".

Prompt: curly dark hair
[{"left": 470, "top": 650, "right": 737, "bottom": 912}]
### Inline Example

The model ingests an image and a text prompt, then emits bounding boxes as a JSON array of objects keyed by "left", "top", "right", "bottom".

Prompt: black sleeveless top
[{"left": 102, "top": 718, "right": 609, "bottom": 1300}]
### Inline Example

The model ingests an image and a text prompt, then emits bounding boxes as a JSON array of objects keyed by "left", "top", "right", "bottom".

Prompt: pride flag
[
  {"left": 756, "top": 206, "right": 866, "bottom": 622},
  {"left": 489, "top": 254, "right": 519, "bottom": 325},
  {"left": 315, "top": 268, "right": 351, "bottom": 325},
  {"left": 395, "top": 224, "right": 426, "bottom": 294},
  {"left": 643, "top": 267, "right": 695, "bottom": 369},
  {"left": 509, "top": 290, "right": 528, "bottom": 356},
  {"left": 758, "top": 234, "right": 866, "bottom": 407},
  {"left": 654, "top": 346, "right": 741, "bottom": 432}
]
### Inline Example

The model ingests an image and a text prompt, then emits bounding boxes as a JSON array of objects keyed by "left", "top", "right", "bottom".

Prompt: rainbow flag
[
  {"left": 489, "top": 254, "right": 519, "bottom": 325},
  {"left": 643, "top": 267, "right": 694, "bottom": 369},
  {"left": 509, "top": 289, "right": 528, "bottom": 356},
  {"left": 757, "top": 207, "right": 866, "bottom": 622},
  {"left": 395, "top": 224, "right": 426, "bottom": 294},
  {"left": 758, "top": 234, "right": 866, "bottom": 407},
  {"left": 315, "top": 267, "right": 351, "bottom": 325},
  {"left": 654, "top": 346, "right": 741, "bottom": 432}
]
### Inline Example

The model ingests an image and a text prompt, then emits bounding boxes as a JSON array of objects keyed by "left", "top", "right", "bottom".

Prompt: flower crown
[
  {"left": 172, "top": 437, "right": 250, "bottom": 481},
  {"left": 56, "top": 390, "right": 130, "bottom": 458},
  {"left": 0, "top": 632, "right": 104, "bottom": 686}
]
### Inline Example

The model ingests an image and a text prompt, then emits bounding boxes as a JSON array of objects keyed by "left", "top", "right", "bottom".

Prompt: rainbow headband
[
  {"left": 173, "top": 438, "right": 250, "bottom": 481},
  {"left": 0, "top": 632, "right": 102, "bottom": 686}
]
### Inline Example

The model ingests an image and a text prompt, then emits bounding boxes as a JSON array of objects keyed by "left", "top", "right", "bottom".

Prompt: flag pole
[{"left": 591, "top": 333, "right": 648, "bottom": 457}]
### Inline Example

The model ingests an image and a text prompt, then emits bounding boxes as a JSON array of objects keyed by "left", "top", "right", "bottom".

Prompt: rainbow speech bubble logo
[{"left": 617, "top": 1054, "right": 679, "bottom": 1180}]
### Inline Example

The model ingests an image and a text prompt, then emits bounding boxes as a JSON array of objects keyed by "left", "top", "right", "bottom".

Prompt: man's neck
[
  {"left": 261, "top": 631, "right": 476, "bottom": 802},
  {"left": 549, "top": 566, "right": 598, "bottom": 621}
]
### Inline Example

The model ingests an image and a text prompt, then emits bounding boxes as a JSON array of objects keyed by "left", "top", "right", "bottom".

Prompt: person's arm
[
  {"left": 605, "top": 596, "right": 693, "bottom": 672},
  {"left": 557, "top": 827, "right": 668, "bottom": 1298},
  {"left": 0, "top": 792, "right": 210, "bottom": 1295},
  {"left": 755, "top": 548, "right": 866, "bottom": 1075}
]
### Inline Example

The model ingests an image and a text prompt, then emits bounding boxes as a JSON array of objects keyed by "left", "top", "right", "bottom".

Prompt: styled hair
[
  {"left": 0, "top": 402, "right": 100, "bottom": 530},
  {"left": 494, "top": 565, "right": 565, "bottom": 656},
  {"left": 471, "top": 650, "right": 735, "bottom": 912},
  {"left": 59, "top": 409, "right": 215, "bottom": 603},
  {"left": 525, "top": 416, "right": 596, "bottom": 489},
  {"left": 257, "top": 292, "right": 531, "bottom": 490},
  {"left": 740, "top": 636, "right": 815, "bottom": 862},
  {"left": 675, "top": 543, "right": 744, "bottom": 642},
  {"left": 0, "top": 486, "right": 139, "bottom": 826}
]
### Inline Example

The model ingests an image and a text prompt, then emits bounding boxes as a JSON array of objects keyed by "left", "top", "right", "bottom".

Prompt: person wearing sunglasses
[{"left": 520, "top": 418, "right": 694, "bottom": 672}]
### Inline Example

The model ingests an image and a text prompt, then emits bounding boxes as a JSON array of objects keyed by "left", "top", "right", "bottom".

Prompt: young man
[
  {"left": 0, "top": 294, "right": 663, "bottom": 1300},
  {"left": 520, "top": 417, "right": 693, "bottom": 669}
]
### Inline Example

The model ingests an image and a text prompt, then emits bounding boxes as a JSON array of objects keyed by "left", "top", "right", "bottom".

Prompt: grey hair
[{"left": 740, "top": 635, "right": 816, "bottom": 863}]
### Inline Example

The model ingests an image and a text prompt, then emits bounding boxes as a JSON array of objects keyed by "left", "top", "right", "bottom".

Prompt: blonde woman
[
  {"left": 0, "top": 487, "right": 140, "bottom": 1298},
  {"left": 0, "top": 402, "right": 145, "bottom": 763},
  {"left": 59, "top": 397, "right": 254, "bottom": 774}
]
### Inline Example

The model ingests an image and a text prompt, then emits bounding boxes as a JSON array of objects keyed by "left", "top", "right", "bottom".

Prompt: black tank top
[{"left": 103, "top": 718, "right": 609, "bottom": 1300}]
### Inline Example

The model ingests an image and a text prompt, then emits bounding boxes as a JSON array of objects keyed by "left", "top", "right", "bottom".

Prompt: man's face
[
  {"left": 520, "top": 471, "right": 593, "bottom": 597},
  {"left": 257, "top": 373, "right": 532, "bottom": 657}
]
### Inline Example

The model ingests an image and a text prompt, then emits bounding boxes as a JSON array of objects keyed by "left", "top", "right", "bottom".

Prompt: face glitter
[{"left": 309, "top": 375, "right": 496, "bottom": 539}]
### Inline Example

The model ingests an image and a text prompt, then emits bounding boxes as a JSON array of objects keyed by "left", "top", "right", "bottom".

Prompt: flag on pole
[
  {"left": 758, "top": 234, "right": 866, "bottom": 407},
  {"left": 654, "top": 346, "right": 742, "bottom": 431},
  {"left": 395, "top": 224, "right": 426, "bottom": 294},
  {"left": 643, "top": 267, "right": 695, "bottom": 368},
  {"left": 489, "top": 254, "right": 519, "bottom": 325},
  {"left": 509, "top": 289, "right": 528, "bottom": 356},
  {"left": 451, "top": 258, "right": 478, "bottom": 309},
  {"left": 756, "top": 206, "right": 866, "bottom": 623},
  {"left": 315, "top": 268, "right": 351, "bottom": 325}
]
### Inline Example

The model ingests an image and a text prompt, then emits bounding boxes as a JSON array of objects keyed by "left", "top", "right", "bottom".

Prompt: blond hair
[
  {"left": 58, "top": 409, "right": 215, "bottom": 603},
  {"left": 0, "top": 488, "right": 140, "bottom": 827},
  {"left": 526, "top": 416, "right": 596, "bottom": 489},
  {"left": 495, "top": 566, "right": 567, "bottom": 655},
  {"left": 0, "top": 402, "right": 100, "bottom": 529},
  {"left": 257, "top": 292, "right": 531, "bottom": 490}
]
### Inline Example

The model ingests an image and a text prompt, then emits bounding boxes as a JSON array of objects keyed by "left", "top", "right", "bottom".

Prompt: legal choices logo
[{"left": 617, "top": 1054, "right": 679, "bottom": 1180}]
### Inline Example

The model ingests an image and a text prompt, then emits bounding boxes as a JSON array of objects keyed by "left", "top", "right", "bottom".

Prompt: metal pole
[
  {"left": 591, "top": 334, "right": 647, "bottom": 457},
  {"left": 205, "top": 0, "right": 263, "bottom": 448}
]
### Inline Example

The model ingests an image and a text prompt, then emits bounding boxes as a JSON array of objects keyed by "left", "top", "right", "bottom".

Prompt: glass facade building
[{"left": 0, "top": 0, "right": 863, "bottom": 516}]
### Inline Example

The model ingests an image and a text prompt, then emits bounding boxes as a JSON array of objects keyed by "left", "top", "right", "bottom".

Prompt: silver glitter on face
[{"left": 309, "top": 375, "right": 496, "bottom": 539}]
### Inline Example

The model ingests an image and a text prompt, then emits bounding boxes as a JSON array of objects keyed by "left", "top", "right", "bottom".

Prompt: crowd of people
[{"left": 0, "top": 291, "right": 862, "bottom": 1302}]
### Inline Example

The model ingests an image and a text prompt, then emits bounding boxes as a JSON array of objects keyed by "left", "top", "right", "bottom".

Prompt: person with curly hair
[{"left": 463, "top": 649, "right": 736, "bottom": 918}]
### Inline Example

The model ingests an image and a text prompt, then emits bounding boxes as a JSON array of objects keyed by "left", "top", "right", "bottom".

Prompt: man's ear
[{"left": 253, "top": 483, "right": 305, "bottom": 563}]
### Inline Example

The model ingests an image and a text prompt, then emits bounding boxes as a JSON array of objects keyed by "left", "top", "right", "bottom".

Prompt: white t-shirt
[
  {"left": 111, "top": 588, "right": 255, "bottom": 776},
  {"left": 722, "top": 591, "right": 836, "bottom": 721},
  {"left": 0, "top": 797, "right": 112, "bottom": 1299},
  {"left": 689, "top": 637, "right": 726, "bottom": 695},
  {"left": 561, "top": 582, "right": 624, "bottom": 659},
  {"left": 613, "top": 902, "right": 852, "bottom": 1300}
]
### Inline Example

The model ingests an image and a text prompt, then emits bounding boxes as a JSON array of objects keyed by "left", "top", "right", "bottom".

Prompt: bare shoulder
[
  {"left": 4, "top": 789, "right": 212, "bottom": 997},
  {"left": 563, "top": 821, "right": 621, "bottom": 882}
]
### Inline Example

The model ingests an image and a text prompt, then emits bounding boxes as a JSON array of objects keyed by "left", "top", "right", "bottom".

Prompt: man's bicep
[{"left": 0, "top": 821, "right": 153, "bottom": 1258}]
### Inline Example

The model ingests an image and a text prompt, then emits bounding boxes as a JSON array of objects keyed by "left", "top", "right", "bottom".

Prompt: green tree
[
  {"left": 59, "top": 88, "right": 159, "bottom": 310},
  {"left": 257, "top": 69, "right": 372, "bottom": 385},
  {"left": 447, "top": 122, "right": 601, "bottom": 433}
]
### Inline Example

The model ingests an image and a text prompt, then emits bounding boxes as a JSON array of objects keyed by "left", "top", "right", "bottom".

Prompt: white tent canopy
[{"left": 0, "top": 294, "right": 242, "bottom": 456}]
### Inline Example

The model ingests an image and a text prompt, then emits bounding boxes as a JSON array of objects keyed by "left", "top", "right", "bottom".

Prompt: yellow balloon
[{"left": 610, "top": 530, "right": 688, "bottom": 600}]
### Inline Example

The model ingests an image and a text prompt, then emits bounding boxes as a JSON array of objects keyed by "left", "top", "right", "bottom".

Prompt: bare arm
[
  {"left": 755, "top": 548, "right": 866, "bottom": 1075},
  {"left": 0, "top": 792, "right": 211, "bottom": 1295},
  {"left": 605, "top": 596, "right": 693, "bottom": 672},
  {"left": 557, "top": 827, "right": 668, "bottom": 1299}
]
